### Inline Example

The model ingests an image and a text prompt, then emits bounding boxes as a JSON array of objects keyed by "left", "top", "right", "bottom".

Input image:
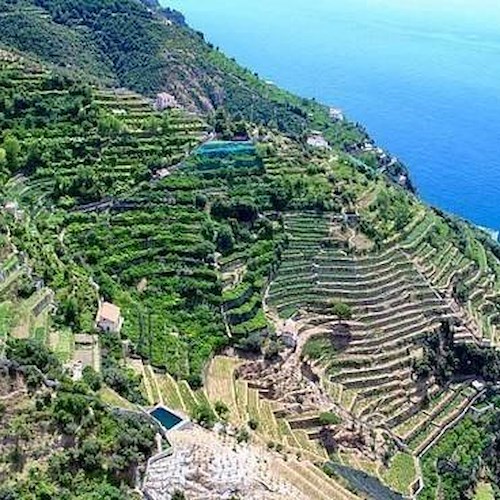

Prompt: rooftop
[{"left": 98, "top": 301, "right": 121, "bottom": 323}]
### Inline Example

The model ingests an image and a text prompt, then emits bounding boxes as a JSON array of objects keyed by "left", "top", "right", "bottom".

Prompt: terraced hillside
[
  {"left": 242, "top": 205, "right": 497, "bottom": 495},
  {"left": 0, "top": 240, "right": 54, "bottom": 355},
  {"left": 398, "top": 211, "right": 500, "bottom": 345},
  {"left": 63, "top": 203, "right": 226, "bottom": 382},
  {"left": 129, "top": 355, "right": 363, "bottom": 499},
  {"left": 0, "top": 0, "right": 415, "bottom": 190},
  {"left": 360, "top": 193, "right": 500, "bottom": 345},
  {"left": 2, "top": 50, "right": 350, "bottom": 383},
  {"left": 0, "top": 49, "right": 214, "bottom": 370},
  {"left": 0, "top": 51, "right": 208, "bottom": 205},
  {"left": 2, "top": 8, "right": 500, "bottom": 497}
]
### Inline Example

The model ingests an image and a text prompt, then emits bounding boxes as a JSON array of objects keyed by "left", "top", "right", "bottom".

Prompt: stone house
[{"left": 96, "top": 301, "right": 123, "bottom": 333}]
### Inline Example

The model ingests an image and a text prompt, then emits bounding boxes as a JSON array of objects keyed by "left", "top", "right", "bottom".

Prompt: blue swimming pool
[{"left": 150, "top": 406, "right": 183, "bottom": 430}]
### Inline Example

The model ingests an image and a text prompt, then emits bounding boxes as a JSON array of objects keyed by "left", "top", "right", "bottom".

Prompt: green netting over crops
[{"left": 195, "top": 141, "right": 255, "bottom": 157}]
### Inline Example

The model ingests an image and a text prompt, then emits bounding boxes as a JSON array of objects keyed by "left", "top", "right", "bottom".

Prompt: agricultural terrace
[
  {"left": 398, "top": 212, "right": 500, "bottom": 346},
  {"left": 360, "top": 188, "right": 500, "bottom": 345},
  {"left": 1, "top": 51, "right": 386, "bottom": 388},
  {"left": 0, "top": 225, "right": 58, "bottom": 357},
  {"left": 0, "top": 57, "right": 208, "bottom": 206},
  {"left": 3, "top": 47, "right": 500, "bottom": 500},
  {"left": 62, "top": 129, "right": 360, "bottom": 383},
  {"left": 263, "top": 207, "right": 489, "bottom": 493}
]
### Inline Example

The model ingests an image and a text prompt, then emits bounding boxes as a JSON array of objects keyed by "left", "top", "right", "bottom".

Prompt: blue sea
[{"left": 164, "top": 0, "right": 500, "bottom": 231}]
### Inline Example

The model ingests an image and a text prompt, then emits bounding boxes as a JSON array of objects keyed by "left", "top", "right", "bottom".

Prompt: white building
[
  {"left": 307, "top": 132, "right": 330, "bottom": 149},
  {"left": 155, "top": 92, "right": 178, "bottom": 111},
  {"left": 96, "top": 301, "right": 123, "bottom": 333},
  {"left": 329, "top": 107, "right": 344, "bottom": 121}
]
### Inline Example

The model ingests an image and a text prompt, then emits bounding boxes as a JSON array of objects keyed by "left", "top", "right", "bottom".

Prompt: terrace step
[
  {"left": 411, "top": 390, "right": 475, "bottom": 455},
  {"left": 345, "top": 319, "right": 441, "bottom": 355},
  {"left": 156, "top": 373, "right": 186, "bottom": 412},
  {"left": 375, "top": 383, "right": 425, "bottom": 419},
  {"left": 363, "top": 299, "right": 447, "bottom": 329},
  {"left": 333, "top": 355, "right": 413, "bottom": 384},
  {"left": 273, "top": 461, "right": 344, "bottom": 500},
  {"left": 354, "top": 287, "right": 439, "bottom": 314},
  {"left": 357, "top": 371, "right": 414, "bottom": 399},
  {"left": 351, "top": 312, "right": 432, "bottom": 340},
  {"left": 334, "top": 345, "right": 414, "bottom": 369},
  {"left": 315, "top": 260, "right": 413, "bottom": 284},
  {"left": 143, "top": 364, "right": 160, "bottom": 405}
]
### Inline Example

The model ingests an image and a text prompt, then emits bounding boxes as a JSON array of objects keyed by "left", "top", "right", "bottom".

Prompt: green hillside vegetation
[
  {"left": 0, "top": 0, "right": 412, "bottom": 188},
  {"left": 0, "top": 50, "right": 350, "bottom": 383},
  {"left": 0, "top": 339, "right": 157, "bottom": 498},
  {"left": 0, "top": 45, "right": 498, "bottom": 499},
  {"left": 1, "top": 2, "right": 500, "bottom": 499},
  {"left": 419, "top": 395, "right": 500, "bottom": 500}
]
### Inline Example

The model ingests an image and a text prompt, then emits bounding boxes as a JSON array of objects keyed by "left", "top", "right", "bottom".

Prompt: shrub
[
  {"left": 332, "top": 302, "right": 352, "bottom": 322},
  {"left": 82, "top": 366, "right": 102, "bottom": 392},
  {"left": 237, "top": 428, "right": 250, "bottom": 443},
  {"left": 216, "top": 224, "right": 235, "bottom": 255},
  {"left": 215, "top": 400, "right": 229, "bottom": 419},
  {"left": 248, "top": 418, "right": 259, "bottom": 430},
  {"left": 192, "top": 402, "right": 216, "bottom": 428},
  {"left": 318, "top": 411, "right": 341, "bottom": 426}
]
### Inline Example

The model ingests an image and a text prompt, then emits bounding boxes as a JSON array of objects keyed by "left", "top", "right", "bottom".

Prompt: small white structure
[
  {"left": 329, "top": 107, "right": 344, "bottom": 121},
  {"left": 96, "top": 301, "right": 123, "bottom": 333},
  {"left": 307, "top": 131, "right": 330, "bottom": 149},
  {"left": 472, "top": 380, "right": 485, "bottom": 392},
  {"left": 155, "top": 92, "right": 178, "bottom": 111},
  {"left": 362, "top": 141, "right": 375, "bottom": 152}
]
